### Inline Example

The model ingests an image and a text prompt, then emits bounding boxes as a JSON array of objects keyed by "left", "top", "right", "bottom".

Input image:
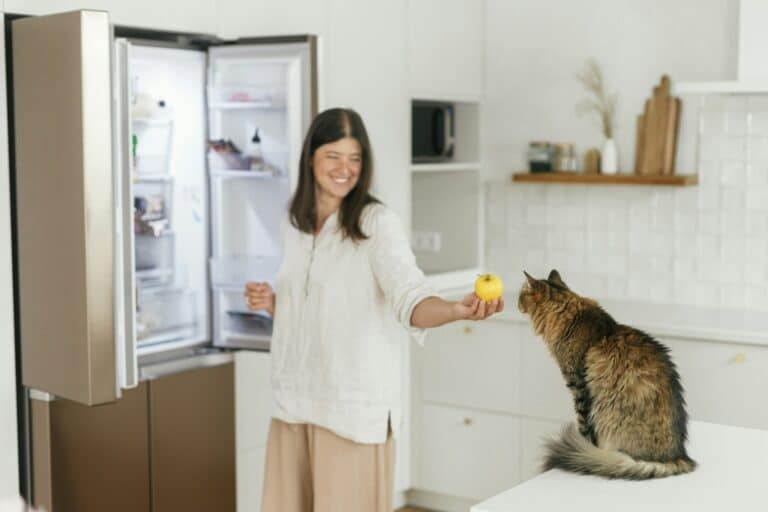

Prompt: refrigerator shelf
[
  {"left": 210, "top": 169, "right": 285, "bottom": 179},
  {"left": 209, "top": 101, "right": 278, "bottom": 110},
  {"left": 134, "top": 174, "right": 173, "bottom": 184},
  {"left": 136, "top": 267, "right": 174, "bottom": 287},
  {"left": 220, "top": 330, "right": 271, "bottom": 350},
  {"left": 133, "top": 117, "right": 172, "bottom": 126},
  {"left": 137, "top": 325, "right": 197, "bottom": 347},
  {"left": 135, "top": 229, "right": 174, "bottom": 238}
]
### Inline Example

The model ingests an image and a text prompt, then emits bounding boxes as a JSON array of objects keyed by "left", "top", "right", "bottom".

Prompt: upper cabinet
[
  {"left": 216, "top": 0, "right": 326, "bottom": 39},
  {"left": 5, "top": 0, "right": 219, "bottom": 34},
  {"left": 407, "top": 0, "right": 485, "bottom": 100}
]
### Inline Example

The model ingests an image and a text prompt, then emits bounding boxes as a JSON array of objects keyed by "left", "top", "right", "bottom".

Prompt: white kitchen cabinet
[
  {"left": 422, "top": 320, "right": 521, "bottom": 414},
  {"left": 216, "top": 0, "right": 326, "bottom": 40},
  {"left": 408, "top": 0, "right": 485, "bottom": 99},
  {"left": 237, "top": 444, "right": 267, "bottom": 512},
  {"left": 5, "top": 0, "right": 218, "bottom": 34},
  {"left": 235, "top": 351, "right": 271, "bottom": 512},
  {"left": 519, "top": 417, "right": 566, "bottom": 482},
  {"left": 663, "top": 337, "right": 768, "bottom": 430},
  {"left": 236, "top": 351, "right": 273, "bottom": 451},
  {"left": 519, "top": 328, "right": 573, "bottom": 421},
  {"left": 418, "top": 403, "right": 520, "bottom": 501}
]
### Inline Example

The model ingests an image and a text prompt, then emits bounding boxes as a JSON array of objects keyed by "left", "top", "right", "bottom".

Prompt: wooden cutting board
[{"left": 635, "top": 75, "right": 680, "bottom": 176}]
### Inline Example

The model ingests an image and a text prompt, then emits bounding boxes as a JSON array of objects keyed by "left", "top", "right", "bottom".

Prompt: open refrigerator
[{"left": 11, "top": 9, "right": 317, "bottom": 405}]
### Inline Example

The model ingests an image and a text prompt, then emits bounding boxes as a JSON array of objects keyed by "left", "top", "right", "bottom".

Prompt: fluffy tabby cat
[{"left": 517, "top": 269, "right": 696, "bottom": 479}]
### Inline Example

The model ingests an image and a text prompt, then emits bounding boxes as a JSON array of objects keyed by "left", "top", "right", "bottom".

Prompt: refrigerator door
[
  {"left": 12, "top": 11, "right": 119, "bottom": 405},
  {"left": 206, "top": 37, "right": 317, "bottom": 350},
  {"left": 114, "top": 38, "right": 139, "bottom": 391}
]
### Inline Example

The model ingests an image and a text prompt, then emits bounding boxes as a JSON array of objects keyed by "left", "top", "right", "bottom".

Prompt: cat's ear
[
  {"left": 548, "top": 269, "right": 568, "bottom": 289},
  {"left": 523, "top": 270, "right": 535, "bottom": 287},
  {"left": 523, "top": 271, "right": 542, "bottom": 291}
]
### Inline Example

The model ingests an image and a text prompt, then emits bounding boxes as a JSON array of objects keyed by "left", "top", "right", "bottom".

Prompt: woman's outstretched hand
[
  {"left": 244, "top": 281, "right": 276, "bottom": 316},
  {"left": 453, "top": 293, "right": 504, "bottom": 321}
]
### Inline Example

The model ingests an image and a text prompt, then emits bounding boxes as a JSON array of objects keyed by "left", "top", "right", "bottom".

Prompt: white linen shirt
[{"left": 270, "top": 202, "right": 436, "bottom": 444}]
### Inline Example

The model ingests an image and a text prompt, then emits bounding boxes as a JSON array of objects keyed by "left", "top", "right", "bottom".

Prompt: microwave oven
[{"left": 411, "top": 100, "right": 454, "bottom": 162}]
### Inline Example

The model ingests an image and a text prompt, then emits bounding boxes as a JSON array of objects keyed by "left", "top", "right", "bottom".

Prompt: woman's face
[{"left": 312, "top": 137, "right": 362, "bottom": 203}]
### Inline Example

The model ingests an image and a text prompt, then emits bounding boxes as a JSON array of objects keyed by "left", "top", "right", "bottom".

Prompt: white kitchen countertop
[
  {"left": 471, "top": 421, "right": 768, "bottom": 512},
  {"left": 490, "top": 299, "right": 768, "bottom": 347}
]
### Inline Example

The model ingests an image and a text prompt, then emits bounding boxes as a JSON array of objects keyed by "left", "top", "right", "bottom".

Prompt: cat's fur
[{"left": 517, "top": 269, "right": 696, "bottom": 480}]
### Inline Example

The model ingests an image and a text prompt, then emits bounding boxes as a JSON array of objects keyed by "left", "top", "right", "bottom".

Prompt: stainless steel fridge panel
[
  {"left": 13, "top": 10, "right": 116, "bottom": 405},
  {"left": 113, "top": 38, "right": 139, "bottom": 391}
]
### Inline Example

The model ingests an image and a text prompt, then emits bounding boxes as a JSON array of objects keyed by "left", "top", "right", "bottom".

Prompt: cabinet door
[
  {"left": 32, "top": 383, "right": 151, "bottom": 512},
  {"left": 408, "top": 0, "right": 485, "bottom": 99},
  {"left": 149, "top": 363, "right": 236, "bottom": 512},
  {"left": 418, "top": 403, "right": 520, "bottom": 501},
  {"left": 12, "top": 10, "right": 116, "bottom": 405},
  {"left": 237, "top": 444, "right": 267, "bottom": 512},
  {"left": 422, "top": 319, "right": 521, "bottom": 414},
  {"left": 519, "top": 417, "right": 566, "bottom": 482},
  {"left": 664, "top": 338, "right": 768, "bottom": 430},
  {"left": 236, "top": 351, "right": 273, "bottom": 451},
  {"left": 519, "top": 327, "right": 574, "bottom": 421}
]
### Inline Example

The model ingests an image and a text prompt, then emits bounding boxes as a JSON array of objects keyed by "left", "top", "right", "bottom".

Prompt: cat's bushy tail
[{"left": 543, "top": 423, "right": 696, "bottom": 480}]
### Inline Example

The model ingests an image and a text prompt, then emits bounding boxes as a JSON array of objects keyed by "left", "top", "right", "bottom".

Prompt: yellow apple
[{"left": 474, "top": 273, "right": 504, "bottom": 302}]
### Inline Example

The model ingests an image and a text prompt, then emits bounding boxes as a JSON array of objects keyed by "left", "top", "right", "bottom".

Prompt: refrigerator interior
[
  {"left": 207, "top": 44, "right": 308, "bottom": 349},
  {"left": 128, "top": 44, "right": 210, "bottom": 353}
]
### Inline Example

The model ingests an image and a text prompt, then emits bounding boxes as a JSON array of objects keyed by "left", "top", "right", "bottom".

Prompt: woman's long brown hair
[{"left": 289, "top": 108, "right": 380, "bottom": 241}]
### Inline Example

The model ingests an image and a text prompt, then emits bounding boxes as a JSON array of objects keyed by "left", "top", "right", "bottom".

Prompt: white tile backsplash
[{"left": 487, "top": 93, "right": 768, "bottom": 313}]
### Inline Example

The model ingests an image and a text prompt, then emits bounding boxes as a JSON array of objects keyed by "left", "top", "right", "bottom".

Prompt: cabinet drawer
[
  {"left": 664, "top": 338, "right": 768, "bottom": 430},
  {"left": 235, "top": 351, "right": 273, "bottom": 451},
  {"left": 422, "top": 320, "right": 521, "bottom": 413},
  {"left": 417, "top": 403, "right": 520, "bottom": 501}
]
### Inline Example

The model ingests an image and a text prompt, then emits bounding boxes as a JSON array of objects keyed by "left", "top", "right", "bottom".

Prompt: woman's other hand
[
  {"left": 244, "top": 281, "right": 275, "bottom": 316},
  {"left": 453, "top": 293, "right": 504, "bottom": 321}
]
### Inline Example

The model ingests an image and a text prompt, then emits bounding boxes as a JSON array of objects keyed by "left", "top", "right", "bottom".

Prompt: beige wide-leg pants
[{"left": 260, "top": 418, "right": 396, "bottom": 512}]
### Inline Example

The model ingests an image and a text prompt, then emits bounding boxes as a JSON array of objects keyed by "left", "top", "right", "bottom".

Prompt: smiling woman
[{"left": 243, "top": 107, "right": 504, "bottom": 512}]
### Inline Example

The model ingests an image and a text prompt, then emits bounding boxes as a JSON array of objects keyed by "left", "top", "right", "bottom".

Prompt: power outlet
[{"left": 411, "top": 231, "right": 442, "bottom": 252}]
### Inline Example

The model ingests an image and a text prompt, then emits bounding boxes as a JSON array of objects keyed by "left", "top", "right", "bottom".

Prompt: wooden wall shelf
[{"left": 511, "top": 172, "right": 698, "bottom": 186}]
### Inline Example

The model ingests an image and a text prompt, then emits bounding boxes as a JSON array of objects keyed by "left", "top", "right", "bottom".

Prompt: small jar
[
  {"left": 553, "top": 143, "right": 578, "bottom": 172},
  {"left": 527, "top": 141, "right": 553, "bottom": 172}
]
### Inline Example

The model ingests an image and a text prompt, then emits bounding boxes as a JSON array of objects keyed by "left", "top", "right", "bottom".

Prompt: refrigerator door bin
[
  {"left": 207, "top": 149, "right": 254, "bottom": 171},
  {"left": 136, "top": 288, "right": 197, "bottom": 346},
  {"left": 209, "top": 85, "right": 284, "bottom": 108},
  {"left": 133, "top": 118, "right": 173, "bottom": 175},
  {"left": 133, "top": 179, "right": 173, "bottom": 237},
  {"left": 210, "top": 257, "right": 280, "bottom": 349},
  {"left": 209, "top": 176, "right": 290, "bottom": 258},
  {"left": 135, "top": 231, "right": 174, "bottom": 274},
  {"left": 213, "top": 287, "right": 271, "bottom": 350},
  {"left": 210, "top": 256, "right": 281, "bottom": 288}
]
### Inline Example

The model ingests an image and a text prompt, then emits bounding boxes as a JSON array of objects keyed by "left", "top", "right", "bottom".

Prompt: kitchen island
[{"left": 471, "top": 421, "right": 768, "bottom": 512}]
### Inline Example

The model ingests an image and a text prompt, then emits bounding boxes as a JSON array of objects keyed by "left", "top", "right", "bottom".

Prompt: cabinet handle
[
  {"left": 734, "top": 353, "right": 746, "bottom": 363},
  {"left": 463, "top": 326, "right": 473, "bottom": 335},
  {"left": 463, "top": 417, "right": 473, "bottom": 426}
]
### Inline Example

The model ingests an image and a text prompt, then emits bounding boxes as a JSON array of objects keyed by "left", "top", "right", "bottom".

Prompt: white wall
[
  {"left": 484, "top": 0, "right": 738, "bottom": 178},
  {"left": 5, "top": 0, "right": 219, "bottom": 33},
  {"left": 483, "top": 1, "right": 768, "bottom": 312},
  {"left": 0, "top": 10, "right": 20, "bottom": 500}
]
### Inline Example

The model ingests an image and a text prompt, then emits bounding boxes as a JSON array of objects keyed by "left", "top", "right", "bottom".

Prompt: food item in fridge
[
  {"left": 207, "top": 138, "right": 253, "bottom": 170},
  {"left": 243, "top": 128, "right": 265, "bottom": 171},
  {"left": 134, "top": 195, "right": 169, "bottom": 236}
]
